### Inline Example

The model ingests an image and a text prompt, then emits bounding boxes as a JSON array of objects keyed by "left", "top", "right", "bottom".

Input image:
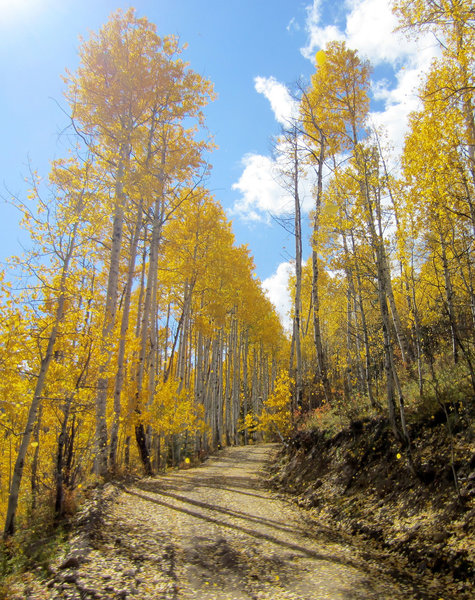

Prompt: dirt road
[{"left": 24, "top": 444, "right": 426, "bottom": 599}]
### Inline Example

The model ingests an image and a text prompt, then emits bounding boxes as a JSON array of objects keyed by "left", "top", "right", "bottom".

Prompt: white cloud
[
  {"left": 301, "top": 0, "right": 422, "bottom": 66},
  {"left": 302, "top": 25, "right": 344, "bottom": 59},
  {"left": 301, "top": 0, "right": 345, "bottom": 60},
  {"left": 345, "top": 0, "right": 409, "bottom": 65},
  {"left": 287, "top": 17, "right": 300, "bottom": 32},
  {"left": 231, "top": 77, "right": 317, "bottom": 222},
  {"left": 369, "top": 35, "right": 439, "bottom": 151},
  {"left": 254, "top": 76, "right": 298, "bottom": 126},
  {"left": 231, "top": 153, "right": 293, "bottom": 222},
  {"left": 231, "top": 139, "right": 316, "bottom": 222},
  {"left": 262, "top": 261, "right": 293, "bottom": 331},
  {"left": 233, "top": 1, "right": 440, "bottom": 223},
  {"left": 370, "top": 64, "right": 428, "bottom": 151}
]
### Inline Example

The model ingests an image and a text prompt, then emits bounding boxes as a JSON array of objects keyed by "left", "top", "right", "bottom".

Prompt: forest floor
[
  {"left": 2, "top": 443, "right": 448, "bottom": 600},
  {"left": 269, "top": 415, "right": 475, "bottom": 600}
]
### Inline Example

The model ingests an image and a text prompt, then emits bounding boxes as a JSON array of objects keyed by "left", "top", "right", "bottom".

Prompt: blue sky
[{"left": 0, "top": 0, "right": 438, "bottom": 325}]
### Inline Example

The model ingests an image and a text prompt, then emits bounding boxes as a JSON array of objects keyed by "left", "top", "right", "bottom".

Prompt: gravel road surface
[{"left": 18, "top": 443, "right": 425, "bottom": 599}]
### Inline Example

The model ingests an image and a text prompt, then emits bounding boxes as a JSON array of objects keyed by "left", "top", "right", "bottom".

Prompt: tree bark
[
  {"left": 109, "top": 198, "right": 143, "bottom": 472},
  {"left": 94, "top": 146, "right": 130, "bottom": 476},
  {"left": 311, "top": 135, "right": 331, "bottom": 403}
]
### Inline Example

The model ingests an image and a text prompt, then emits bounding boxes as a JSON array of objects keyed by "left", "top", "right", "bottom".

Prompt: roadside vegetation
[{"left": 1, "top": 2, "right": 474, "bottom": 598}]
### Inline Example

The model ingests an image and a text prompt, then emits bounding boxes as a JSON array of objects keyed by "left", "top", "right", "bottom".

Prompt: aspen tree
[
  {"left": 109, "top": 197, "right": 144, "bottom": 471},
  {"left": 304, "top": 42, "right": 414, "bottom": 441},
  {"left": 65, "top": 9, "right": 214, "bottom": 473},
  {"left": 3, "top": 159, "right": 93, "bottom": 538},
  {"left": 402, "top": 59, "right": 475, "bottom": 387},
  {"left": 302, "top": 43, "right": 371, "bottom": 402},
  {"left": 275, "top": 124, "right": 305, "bottom": 410}
]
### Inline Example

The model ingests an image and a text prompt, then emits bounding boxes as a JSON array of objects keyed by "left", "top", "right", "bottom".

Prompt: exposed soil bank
[{"left": 267, "top": 414, "right": 475, "bottom": 600}]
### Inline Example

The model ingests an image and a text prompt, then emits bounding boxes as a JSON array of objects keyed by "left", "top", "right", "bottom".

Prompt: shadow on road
[
  {"left": 123, "top": 485, "right": 364, "bottom": 573},
  {"left": 135, "top": 482, "right": 298, "bottom": 534}
]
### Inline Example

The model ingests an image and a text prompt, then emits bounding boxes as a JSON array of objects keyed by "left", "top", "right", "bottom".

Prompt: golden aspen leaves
[{"left": 315, "top": 49, "right": 326, "bottom": 67}]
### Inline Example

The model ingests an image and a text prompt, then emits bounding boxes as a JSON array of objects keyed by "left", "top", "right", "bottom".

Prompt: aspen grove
[
  {"left": 1, "top": 0, "right": 475, "bottom": 545},
  {"left": 0, "top": 10, "right": 285, "bottom": 538},
  {"left": 285, "top": 0, "right": 475, "bottom": 457}
]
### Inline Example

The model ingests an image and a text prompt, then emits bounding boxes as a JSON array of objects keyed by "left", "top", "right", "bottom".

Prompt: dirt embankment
[{"left": 268, "top": 415, "right": 475, "bottom": 600}]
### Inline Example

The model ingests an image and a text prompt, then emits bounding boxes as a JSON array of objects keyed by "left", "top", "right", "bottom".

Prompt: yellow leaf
[{"left": 315, "top": 49, "right": 326, "bottom": 67}]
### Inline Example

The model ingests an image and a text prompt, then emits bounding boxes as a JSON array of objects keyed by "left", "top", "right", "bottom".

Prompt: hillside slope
[{"left": 268, "top": 414, "right": 475, "bottom": 600}]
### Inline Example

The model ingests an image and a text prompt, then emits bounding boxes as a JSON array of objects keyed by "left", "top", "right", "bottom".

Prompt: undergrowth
[
  {"left": 299, "top": 358, "right": 475, "bottom": 441},
  {"left": 0, "top": 496, "right": 70, "bottom": 595}
]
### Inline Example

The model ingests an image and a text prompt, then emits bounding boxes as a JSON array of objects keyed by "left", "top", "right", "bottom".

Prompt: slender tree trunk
[
  {"left": 177, "top": 283, "right": 192, "bottom": 393},
  {"left": 4, "top": 308, "right": 64, "bottom": 537},
  {"left": 349, "top": 249, "right": 377, "bottom": 407},
  {"left": 232, "top": 319, "right": 241, "bottom": 445},
  {"left": 383, "top": 251, "right": 413, "bottom": 365},
  {"left": 225, "top": 327, "right": 233, "bottom": 445},
  {"left": 291, "top": 130, "right": 304, "bottom": 413},
  {"left": 201, "top": 335, "right": 212, "bottom": 452},
  {"left": 440, "top": 233, "right": 459, "bottom": 363},
  {"left": 164, "top": 308, "right": 185, "bottom": 384},
  {"left": 377, "top": 266, "right": 401, "bottom": 441},
  {"left": 251, "top": 347, "right": 259, "bottom": 442},
  {"left": 55, "top": 396, "right": 73, "bottom": 518},
  {"left": 439, "top": 241, "right": 475, "bottom": 391},
  {"left": 30, "top": 406, "right": 42, "bottom": 512},
  {"left": 64, "top": 415, "right": 77, "bottom": 488},
  {"left": 344, "top": 275, "right": 354, "bottom": 403},
  {"left": 135, "top": 182, "right": 165, "bottom": 476},
  {"left": 109, "top": 199, "right": 143, "bottom": 471},
  {"left": 311, "top": 135, "right": 331, "bottom": 403},
  {"left": 358, "top": 150, "right": 404, "bottom": 440},
  {"left": 242, "top": 331, "right": 249, "bottom": 445},
  {"left": 375, "top": 130, "right": 414, "bottom": 367},
  {"left": 216, "top": 330, "right": 224, "bottom": 447},
  {"left": 94, "top": 147, "right": 130, "bottom": 476}
]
